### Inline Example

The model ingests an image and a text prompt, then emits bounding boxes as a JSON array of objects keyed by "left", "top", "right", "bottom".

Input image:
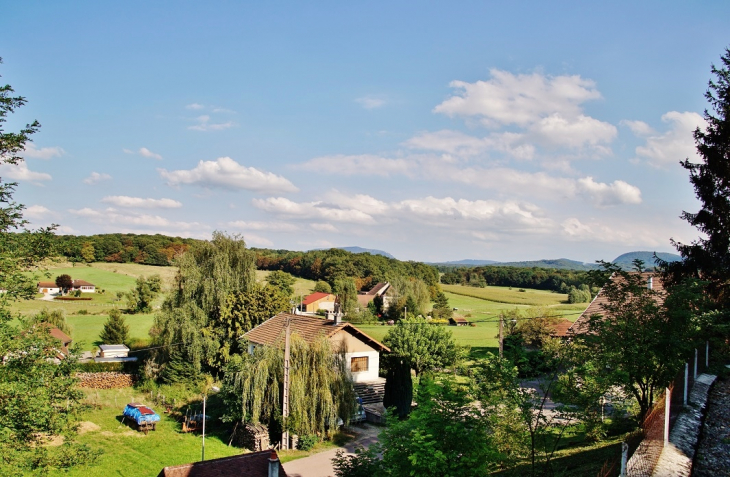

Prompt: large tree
[
  {"left": 153, "top": 232, "right": 256, "bottom": 371},
  {"left": 99, "top": 309, "right": 129, "bottom": 345},
  {"left": 0, "top": 58, "right": 98, "bottom": 474},
  {"left": 382, "top": 317, "right": 459, "bottom": 377},
  {"left": 664, "top": 48, "right": 730, "bottom": 310}
]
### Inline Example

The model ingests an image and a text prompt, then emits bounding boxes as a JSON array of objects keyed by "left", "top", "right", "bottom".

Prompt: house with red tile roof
[{"left": 245, "top": 312, "right": 389, "bottom": 383}]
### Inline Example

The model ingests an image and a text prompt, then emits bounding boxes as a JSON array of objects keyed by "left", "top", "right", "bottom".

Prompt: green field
[
  {"left": 442, "top": 283, "right": 573, "bottom": 306},
  {"left": 255, "top": 270, "right": 317, "bottom": 298}
]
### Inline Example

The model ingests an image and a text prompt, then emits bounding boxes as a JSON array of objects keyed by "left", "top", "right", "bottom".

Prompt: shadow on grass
[
  {"left": 469, "top": 346, "right": 499, "bottom": 361},
  {"left": 493, "top": 439, "right": 622, "bottom": 477}
]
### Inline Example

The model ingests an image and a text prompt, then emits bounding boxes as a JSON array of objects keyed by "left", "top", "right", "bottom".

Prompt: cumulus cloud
[
  {"left": 83, "top": 172, "right": 112, "bottom": 184},
  {"left": 186, "top": 103, "right": 205, "bottom": 110},
  {"left": 188, "top": 115, "right": 233, "bottom": 131},
  {"left": 226, "top": 220, "right": 299, "bottom": 232},
  {"left": 632, "top": 111, "right": 705, "bottom": 167},
  {"left": 355, "top": 96, "right": 387, "bottom": 109},
  {"left": 242, "top": 233, "right": 274, "bottom": 247},
  {"left": 139, "top": 147, "right": 163, "bottom": 160},
  {"left": 159, "top": 157, "right": 299, "bottom": 193},
  {"left": 24, "top": 205, "right": 52, "bottom": 219},
  {"left": 0, "top": 162, "right": 52, "bottom": 183},
  {"left": 576, "top": 177, "right": 642, "bottom": 207},
  {"left": 252, "top": 197, "right": 376, "bottom": 224},
  {"left": 69, "top": 207, "right": 203, "bottom": 231},
  {"left": 297, "top": 154, "right": 412, "bottom": 177},
  {"left": 101, "top": 196, "right": 183, "bottom": 209},
  {"left": 311, "top": 223, "right": 339, "bottom": 232},
  {"left": 404, "top": 130, "right": 536, "bottom": 160},
  {"left": 23, "top": 143, "right": 65, "bottom": 160},
  {"left": 561, "top": 217, "right": 661, "bottom": 246},
  {"left": 620, "top": 120, "right": 654, "bottom": 136},
  {"left": 433, "top": 70, "right": 615, "bottom": 151}
]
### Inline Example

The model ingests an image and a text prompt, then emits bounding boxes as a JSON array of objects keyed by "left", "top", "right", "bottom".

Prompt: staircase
[{"left": 354, "top": 378, "right": 386, "bottom": 404}]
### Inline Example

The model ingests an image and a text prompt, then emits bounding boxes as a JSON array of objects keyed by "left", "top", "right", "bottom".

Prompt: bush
[
  {"left": 78, "top": 361, "right": 127, "bottom": 373},
  {"left": 54, "top": 297, "right": 92, "bottom": 301},
  {"left": 77, "top": 309, "right": 88, "bottom": 315},
  {"left": 298, "top": 434, "right": 319, "bottom": 451}
]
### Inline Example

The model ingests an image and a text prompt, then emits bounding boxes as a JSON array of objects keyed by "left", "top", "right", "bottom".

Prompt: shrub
[
  {"left": 77, "top": 309, "right": 88, "bottom": 315},
  {"left": 298, "top": 434, "right": 319, "bottom": 451}
]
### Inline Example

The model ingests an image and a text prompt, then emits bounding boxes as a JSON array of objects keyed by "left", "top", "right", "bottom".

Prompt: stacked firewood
[{"left": 76, "top": 372, "right": 136, "bottom": 389}]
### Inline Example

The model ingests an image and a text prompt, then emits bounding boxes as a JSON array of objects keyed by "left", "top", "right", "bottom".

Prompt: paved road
[{"left": 283, "top": 424, "right": 380, "bottom": 477}]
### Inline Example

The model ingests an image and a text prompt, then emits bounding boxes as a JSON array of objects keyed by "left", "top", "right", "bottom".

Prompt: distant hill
[
  {"left": 319, "top": 246, "right": 395, "bottom": 259},
  {"left": 612, "top": 251, "right": 681, "bottom": 269},
  {"left": 494, "top": 258, "right": 598, "bottom": 271},
  {"left": 430, "top": 259, "right": 498, "bottom": 266}
]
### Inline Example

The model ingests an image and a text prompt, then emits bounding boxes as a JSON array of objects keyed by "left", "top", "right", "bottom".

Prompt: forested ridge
[{"left": 440, "top": 265, "right": 595, "bottom": 291}]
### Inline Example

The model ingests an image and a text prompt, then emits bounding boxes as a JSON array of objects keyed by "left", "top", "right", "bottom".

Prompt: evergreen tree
[
  {"left": 99, "top": 309, "right": 129, "bottom": 345},
  {"left": 664, "top": 47, "right": 730, "bottom": 310},
  {"left": 382, "top": 356, "right": 413, "bottom": 419},
  {"left": 431, "top": 291, "right": 452, "bottom": 320},
  {"left": 313, "top": 280, "right": 332, "bottom": 294}
]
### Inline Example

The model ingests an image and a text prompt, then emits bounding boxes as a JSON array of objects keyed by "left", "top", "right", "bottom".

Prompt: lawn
[
  {"left": 68, "top": 313, "right": 155, "bottom": 350},
  {"left": 442, "top": 283, "right": 572, "bottom": 306},
  {"left": 255, "top": 270, "right": 318, "bottom": 298}
]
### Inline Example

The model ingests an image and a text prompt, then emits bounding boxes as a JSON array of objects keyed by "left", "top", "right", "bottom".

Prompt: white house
[
  {"left": 37, "top": 281, "right": 61, "bottom": 294},
  {"left": 72, "top": 279, "right": 96, "bottom": 293},
  {"left": 244, "top": 312, "right": 389, "bottom": 383}
]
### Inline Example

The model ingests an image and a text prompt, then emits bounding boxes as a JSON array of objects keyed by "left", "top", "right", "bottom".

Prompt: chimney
[
  {"left": 647, "top": 276, "right": 653, "bottom": 290},
  {"left": 326, "top": 311, "right": 334, "bottom": 321},
  {"left": 334, "top": 312, "right": 342, "bottom": 325},
  {"left": 268, "top": 450, "right": 279, "bottom": 477}
]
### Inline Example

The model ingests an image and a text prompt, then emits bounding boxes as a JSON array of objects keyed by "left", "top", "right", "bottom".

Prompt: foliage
[
  {"left": 576, "top": 261, "right": 695, "bottom": 421},
  {"left": 431, "top": 290, "right": 452, "bottom": 320},
  {"left": 55, "top": 273, "right": 73, "bottom": 292},
  {"left": 567, "top": 284, "right": 592, "bottom": 304},
  {"left": 99, "top": 308, "right": 129, "bottom": 345},
  {"left": 514, "top": 307, "right": 561, "bottom": 348},
  {"left": 382, "top": 356, "right": 413, "bottom": 419},
  {"left": 217, "top": 283, "right": 291, "bottom": 360},
  {"left": 26, "top": 307, "right": 71, "bottom": 335},
  {"left": 126, "top": 274, "right": 160, "bottom": 313},
  {"left": 153, "top": 232, "right": 256, "bottom": 372},
  {"left": 266, "top": 270, "right": 296, "bottom": 297},
  {"left": 52, "top": 233, "right": 195, "bottom": 266},
  {"left": 663, "top": 47, "right": 730, "bottom": 343},
  {"left": 0, "top": 58, "right": 97, "bottom": 472},
  {"left": 313, "top": 280, "right": 332, "bottom": 293},
  {"left": 297, "top": 434, "right": 319, "bottom": 451},
  {"left": 441, "top": 265, "right": 598, "bottom": 292},
  {"left": 334, "top": 277, "right": 358, "bottom": 316},
  {"left": 221, "top": 334, "right": 355, "bottom": 439},
  {"left": 80, "top": 241, "right": 95, "bottom": 263},
  {"left": 383, "top": 317, "right": 458, "bottom": 376}
]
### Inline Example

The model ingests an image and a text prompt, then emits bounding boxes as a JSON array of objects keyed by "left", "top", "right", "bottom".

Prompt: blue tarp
[{"left": 123, "top": 403, "right": 161, "bottom": 426}]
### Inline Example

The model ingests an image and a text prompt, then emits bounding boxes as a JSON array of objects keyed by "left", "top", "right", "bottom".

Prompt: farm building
[
  {"left": 449, "top": 316, "right": 469, "bottom": 326},
  {"left": 244, "top": 312, "right": 389, "bottom": 383},
  {"left": 157, "top": 449, "right": 287, "bottom": 477},
  {"left": 36, "top": 323, "right": 73, "bottom": 361},
  {"left": 299, "top": 292, "right": 336, "bottom": 313},
  {"left": 568, "top": 272, "right": 664, "bottom": 336},
  {"left": 356, "top": 282, "right": 391, "bottom": 309},
  {"left": 37, "top": 281, "right": 61, "bottom": 294},
  {"left": 549, "top": 319, "right": 574, "bottom": 338},
  {"left": 72, "top": 279, "right": 96, "bottom": 293},
  {"left": 96, "top": 344, "right": 137, "bottom": 362}
]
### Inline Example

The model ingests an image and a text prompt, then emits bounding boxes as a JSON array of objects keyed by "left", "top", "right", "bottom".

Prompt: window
[{"left": 350, "top": 356, "right": 369, "bottom": 373}]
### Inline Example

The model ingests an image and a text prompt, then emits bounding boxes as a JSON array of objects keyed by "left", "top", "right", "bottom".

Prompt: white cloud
[
  {"left": 227, "top": 220, "right": 299, "bottom": 232},
  {"left": 355, "top": 96, "right": 387, "bottom": 110},
  {"left": 252, "top": 197, "right": 376, "bottom": 224},
  {"left": 0, "top": 162, "right": 52, "bottom": 183},
  {"left": 159, "top": 157, "right": 299, "bottom": 193},
  {"left": 632, "top": 111, "right": 705, "bottom": 167},
  {"left": 123, "top": 148, "right": 134, "bottom": 154},
  {"left": 530, "top": 114, "right": 616, "bottom": 149},
  {"left": 69, "top": 207, "right": 202, "bottom": 230},
  {"left": 576, "top": 177, "right": 642, "bottom": 207},
  {"left": 620, "top": 120, "right": 654, "bottom": 136},
  {"left": 242, "top": 233, "right": 274, "bottom": 247},
  {"left": 404, "top": 130, "right": 536, "bottom": 160},
  {"left": 297, "top": 154, "right": 412, "bottom": 177},
  {"left": 101, "top": 196, "right": 183, "bottom": 209},
  {"left": 311, "top": 223, "right": 339, "bottom": 232},
  {"left": 186, "top": 103, "right": 205, "bottom": 110},
  {"left": 188, "top": 115, "right": 233, "bottom": 131},
  {"left": 561, "top": 217, "right": 661, "bottom": 246},
  {"left": 434, "top": 70, "right": 602, "bottom": 126},
  {"left": 139, "top": 147, "right": 163, "bottom": 160},
  {"left": 24, "top": 205, "right": 52, "bottom": 219},
  {"left": 83, "top": 172, "right": 112, "bottom": 184},
  {"left": 23, "top": 143, "right": 65, "bottom": 160}
]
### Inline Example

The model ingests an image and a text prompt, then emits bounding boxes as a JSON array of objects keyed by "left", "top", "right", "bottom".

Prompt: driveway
[{"left": 283, "top": 424, "right": 380, "bottom": 477}]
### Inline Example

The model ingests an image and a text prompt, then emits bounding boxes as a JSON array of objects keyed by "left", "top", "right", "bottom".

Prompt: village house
[
  {"left": 449, "top": 316, "right": 470, "bottom": 326},
  {"left": 356, "top": 281, "right": 391, "bottom": 310},
  {"left": 72, "top": 279, "right": 96, "bottom": 293},
  {"left": 567, "top": 272, "right": 664, "bottom": 336},
  {"left": 37, "top": 281, "right": 61, "bottom": 294},
  {"left": 298, "top": 292, "right": 336, "bottom": 313},
  {"left": 34, "top": 323, "right": 73, "bottom": 363},
  {"left": 37, "top": 278, "right": 96, "bottom": 294},
  {"left": 157, "top": 449, "right": 287, "bottom": 477},
  {"left": 244, "top": 312, "right": 389, "bottom": 383}
]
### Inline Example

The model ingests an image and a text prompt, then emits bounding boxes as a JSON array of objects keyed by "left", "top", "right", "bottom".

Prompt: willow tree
[
  {"left": 222, "top": 334, "right": 355, "bottom": 439},
  {"left": 153, "top": 232, "right": 256, "bottom": 372}
]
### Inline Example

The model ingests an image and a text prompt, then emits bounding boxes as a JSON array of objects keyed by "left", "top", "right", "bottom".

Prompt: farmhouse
[
  {"left": 32, "top": 323, "right": 73, "bottom": 362},
  {"left": 449, "top": 316, "right": 469, "bottom": 326},
  {"left": 244, "top": 312, "right": 390, "bottom": 383},
  {"left": 157, "top": 449, "right": 287, "bottom": 477},
  {"left": 356, "top": 281, "right": 391, "bottom": 309},
  {"left": 568, "top": 272, "right": 664, "bottom": 336},
  {"left": 299, "top": 292, "right": 336, "bottom": 313},
  {"left": 37, "top": 281, "right": 61, "bottom": 294},
  {"left": 72, "top": 279, "right": 96, "bottom": 293}
]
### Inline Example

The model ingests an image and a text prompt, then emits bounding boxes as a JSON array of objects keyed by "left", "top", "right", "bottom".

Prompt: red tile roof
[
  {"left": 301, "top": 292, "right": 332, "bottom": 306},
  {"left": 549, "top": 319, "right": 573, "bottom": 338},
  {"left": 245, "top": 313, "right": 390, "bottom": 352},
  {"left": 568, "top": 272, "right": 665, "bottom": 336},
  {"left": 157, "top": 450, "right": 287, "bottom": 477},
  {"left": 72, "top": 279, "right": 95, "bottom": 287},
  {"left": 38, "top": 281, "right": 58, "bottom": 288}
]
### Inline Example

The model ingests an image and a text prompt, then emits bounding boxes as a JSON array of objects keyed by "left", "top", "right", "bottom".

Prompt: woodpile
[
  {"left": 232, "top": 422, "right": 269, "bottom": 451},
  {"left": 76, "top": 372, "right": 136, "bottom": 389}
]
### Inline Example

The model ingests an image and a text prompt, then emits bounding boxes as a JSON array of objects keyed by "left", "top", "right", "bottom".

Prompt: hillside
[
  {"left": 612, "top": 251, "right": 681, "bottom": 269},
  {"left": 315, "top": 246, "right": 395, "bottom": 259},
  {"left": 494, "top": 258, "right": 597, "bottom": 271}
]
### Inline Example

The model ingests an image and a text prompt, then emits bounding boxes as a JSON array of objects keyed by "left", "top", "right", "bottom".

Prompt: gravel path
[{"left": 692, "top": 374, "right": 730, "bottom": 476}]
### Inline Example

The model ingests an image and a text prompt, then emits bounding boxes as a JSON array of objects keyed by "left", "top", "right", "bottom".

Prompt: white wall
[{"left": 345, "top": 350, "right": 380, "bottom": 383}]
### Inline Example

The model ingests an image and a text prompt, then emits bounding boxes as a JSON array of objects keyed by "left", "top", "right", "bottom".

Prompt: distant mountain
[
  {"left": 493, "top": 258, "right": 598, "bottom": 271},
  {"left": 321, "top": 246, "right": 396, "bottom": 259},
  {"left": 612, "top": 251, "right": 681, "bottom": 269},
  {"left": 431, "top": 259, "right": 499, "bottom": 266}
]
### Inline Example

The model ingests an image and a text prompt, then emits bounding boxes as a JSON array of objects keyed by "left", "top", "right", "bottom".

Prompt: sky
[{"left": 2, "top": 1, "right": 729, "bottom": 263}]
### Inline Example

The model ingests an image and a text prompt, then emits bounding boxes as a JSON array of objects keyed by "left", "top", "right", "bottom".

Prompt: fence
[{"left": 598, "top": 341, "right": 710, "bottom": 477}]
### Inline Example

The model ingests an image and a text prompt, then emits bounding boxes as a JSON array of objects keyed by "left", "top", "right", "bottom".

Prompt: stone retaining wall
[{"left": 76, "top": 372, "right": 136, "bottom": 389}]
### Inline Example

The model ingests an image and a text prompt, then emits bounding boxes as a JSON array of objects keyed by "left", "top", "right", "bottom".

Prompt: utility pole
[
  {"left": 201, "top": 394, "right": 206, "bottom": 461},
  {"left": 498, "top": 314, "right": 504, "bottom": 359},
  {"left": 282, "top": 316, "right": 291, "bottom": 450},
  {"left": 404, "top": 306, "right": 407, "bottom": 321}
]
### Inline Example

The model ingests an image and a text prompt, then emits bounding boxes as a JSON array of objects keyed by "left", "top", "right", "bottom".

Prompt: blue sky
[{"left": 2, "top": 1, "right": 729, "bottom": 262}]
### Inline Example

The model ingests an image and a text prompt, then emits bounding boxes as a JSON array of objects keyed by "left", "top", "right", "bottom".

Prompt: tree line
[
  {"left": 52, "top": 233, "right": 196, "bottom": 266},
  {"left": 440, "top": 265, "right": 597, "bottom": 292}
]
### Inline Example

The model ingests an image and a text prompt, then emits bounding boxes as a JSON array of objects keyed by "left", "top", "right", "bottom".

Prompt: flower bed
[{"left": 54, "top": 296, "right": 93, "bottom": 301}]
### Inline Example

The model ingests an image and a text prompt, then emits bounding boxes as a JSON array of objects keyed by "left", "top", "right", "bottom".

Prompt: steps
[{"left": 354, "top": 378, "right": 386, "bottom": 404}]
